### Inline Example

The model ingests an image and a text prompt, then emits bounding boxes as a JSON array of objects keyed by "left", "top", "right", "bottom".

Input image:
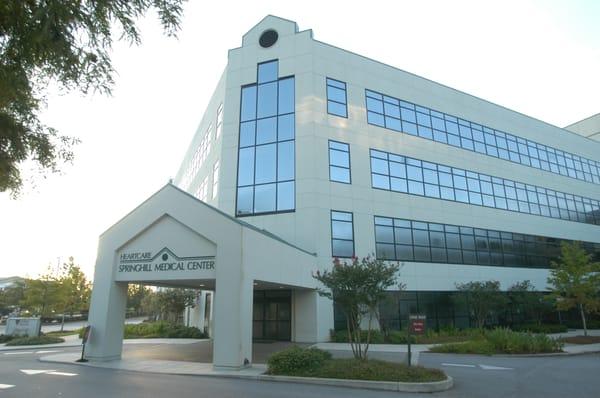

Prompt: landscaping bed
[
  {"left": 330, "top": 328, "right": 479, "bottom": 345},
  {"left": 123, "top": 321, "right": 206, "bottom": 339},
  {"left": 267, "top": 346, "right": 445, "bottom": 383},
  {"left": 429, "top": 328, "right": 563, "bottom": 355},
  {"left": 5, "top": 335, "right": 65, "bottom": 346},
  {"left": 559, "top": 336, "right": 600, "bottom": 345}
]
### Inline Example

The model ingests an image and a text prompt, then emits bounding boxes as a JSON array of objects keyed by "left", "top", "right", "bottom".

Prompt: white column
[
  {"left": 293, "top": 290, "right": 333, "bottom": 342},
  {"left": 86, "top": 247, "right": 127, "bottom": 361},
  {"left": 212, "top": 232, "right": 253, "bottom": 369}
]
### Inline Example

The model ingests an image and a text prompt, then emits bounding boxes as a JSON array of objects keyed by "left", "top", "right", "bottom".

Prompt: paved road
[{"left": 1, "top": 343, "right": 599, "bottom": 397}]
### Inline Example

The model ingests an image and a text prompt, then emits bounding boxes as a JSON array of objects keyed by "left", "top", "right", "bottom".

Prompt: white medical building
[{"left": 87, "top": 16, "right": 600, "bottom": 369}]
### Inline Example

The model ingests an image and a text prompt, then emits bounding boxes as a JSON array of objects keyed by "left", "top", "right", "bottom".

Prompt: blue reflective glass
[
  {"left": 255, "top": 144, "right": 277, "bottom": 184},
  {"left": 330, "top": 167, "right": 350, "bottom": 183},
  {"left": 256, "top": 117, "right": 277, "bottom": 145},
  {"left": 278, "top": 114, "right": 294, "bottom": 141},
  {"left": 332, "top": 220, "right": 353, "bottom": 239},
  {"left": 237, "top": 187, "right": 253, "bottom": 215},
  {"left": 328, "top": 101, "right": 347, "bottom": 117},
  {"left": 368, "top": 111, "right": 385, "bottom": 126},
  {"left": 254, "top": 183, "right": 276, "bottom": 213},
  {"left": 240, "top": 121, "right": 255, "bottom": 147},
  {"left": 258, "top": 61, "right": 278, "bottom": 83},
  {"left": 241, "top": 86, "right": 257, "bottom": 122},
  {"left": 257, "top": 82, "right": 277, "bottom": 118},
  {"left": 278, "top": 78, "right": 295, "bottom": 114},
  {"left": 330, "top": 150, "right": 349, "bottom": 167},
  {"left": 278, "top": 141, "right": 294, "bottom": 181},
  {"left": 277, "top": 181, "right": 294, "bottom": 211},
  {"left": 238, "top": 147, "right": 254, "bottom": 186},
  {"left": 372, "top": 174, "right": 390, "bottom": 189},
  {"left": 327, "top": 86, "right": 346, "bottom": 104}
]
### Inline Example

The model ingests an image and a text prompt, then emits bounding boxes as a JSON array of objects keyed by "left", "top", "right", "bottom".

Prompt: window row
[
  {"left": 237, "top": 60, "right": 295, "bottom": 216},
  {"left": 365, "top": 89, "right": 600, "bottom": 186},
  {"left": 374, "top": 216, "right": 600, "bottom": 268},
  {"left": 370, "top": 149, "right": 600, "bottom": 226},
  {"left": 179, "top": 102, "right": 223, "bottom": 190}
]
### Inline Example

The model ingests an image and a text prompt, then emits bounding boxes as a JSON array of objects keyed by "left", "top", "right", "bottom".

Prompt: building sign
[
  {"left": 115, "top": 247, "right": 215, "bottom": 281},
  {"left": 409, "top": 314, "right": 426, "bottom": 335},
  {"left": 6, "top": 317, "right": 42, "bottom": 337}
]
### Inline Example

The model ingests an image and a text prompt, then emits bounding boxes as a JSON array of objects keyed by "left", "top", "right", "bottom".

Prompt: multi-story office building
[{"left": 87, "top": 15, "right": 600, "bottom": 369}]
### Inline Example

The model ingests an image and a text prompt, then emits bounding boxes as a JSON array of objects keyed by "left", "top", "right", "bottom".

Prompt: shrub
[
  {"left": 430, "top": 328, "right": 562, "bottom": 354},
  {"left": 512, "top": 323, "right": 568, "bottom": 334},
  {"left": 123, "top": 321, "right": 206, "bottom": 339},
  {"left": 5, "top": 336, "right": 65, "bottom": 346},
  {"left": 0, "top": 335, "right": 14, "bottom": 344},
  {"left": 267, "top": 346, "right": 332, "bottom": 375}
]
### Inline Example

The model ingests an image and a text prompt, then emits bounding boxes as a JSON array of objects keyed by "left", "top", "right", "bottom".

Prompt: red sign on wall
[{"left": 409, "top": 315, "right": 426, "bottom": 334}]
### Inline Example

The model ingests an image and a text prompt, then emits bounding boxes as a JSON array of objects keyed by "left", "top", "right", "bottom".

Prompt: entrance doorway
[{"left": 253, "top": 290, "right": 291, "bottom": 341}]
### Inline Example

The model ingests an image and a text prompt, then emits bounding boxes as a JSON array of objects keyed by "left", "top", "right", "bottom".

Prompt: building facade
[{"left": 87, "top": 16, "right": 600, "bottom": 369}]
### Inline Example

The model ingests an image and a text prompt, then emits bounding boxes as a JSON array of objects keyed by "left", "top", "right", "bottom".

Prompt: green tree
[
  {"left": 127, "top": 284, "right": 152, "bottom": 316},
  {"left": 313, "top": 256, "right": 401, "bottom": 360},
  {"left": 55, "top": 257, "right": 91, "bottom": 331},
  {"left": 141, "top": 288, "right": 196, "bottom": 323},
  {"left": 455, "top": 280, "right": 507, "bottom": 329},
  {"left": 0, "top": 279, "right": 25, "bottom": 315},
  {"left": 20, "top": 270, "right": 61, "bottom": 319},
  {"left": 0, "top": 0, "right": 185, "bottom": 196},
  {"left": 508, "top": 280, "right": 549, "bottom": 325},
  {"left": 547, "top": 242, "right": 600, "bottom": 336}
]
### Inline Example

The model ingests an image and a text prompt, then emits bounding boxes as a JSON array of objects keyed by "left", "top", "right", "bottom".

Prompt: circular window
[{"left": 259, "top": 29, "right": 278, "bottom": 48}]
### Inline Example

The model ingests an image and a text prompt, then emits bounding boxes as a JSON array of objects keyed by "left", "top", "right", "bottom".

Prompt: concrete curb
[
  {"left": 425, "top": 350, "right": 600, "bottom": 358},
  {"left": 0, "top": 343, "right": 83, "bottom": 351},
  {"left": 39, "top": 354, "right": 453, "bottom": 393},
  {"left": 257, "top": 374, "right": 454, "bottom": 393}
]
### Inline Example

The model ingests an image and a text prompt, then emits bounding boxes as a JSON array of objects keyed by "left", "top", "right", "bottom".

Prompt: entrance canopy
[{"left": 86, "top": 183, "right": 323, "bottom": 369}]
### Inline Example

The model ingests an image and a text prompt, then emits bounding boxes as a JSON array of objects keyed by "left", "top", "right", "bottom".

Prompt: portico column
[
  {"left": 86, "top": 244, "right": 128, "bottom": 361},
  {"left": 212, "top": 232, "right": 253, "bottom": 369}
]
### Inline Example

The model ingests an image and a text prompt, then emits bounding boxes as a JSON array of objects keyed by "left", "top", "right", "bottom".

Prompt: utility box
[{"left": 5, "top": 317, "right": 42, "bottom": 337}]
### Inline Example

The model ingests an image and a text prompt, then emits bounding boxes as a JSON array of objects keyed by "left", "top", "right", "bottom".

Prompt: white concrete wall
[{"left": 209, "top": 15, "right": 600, "bottom": 294}]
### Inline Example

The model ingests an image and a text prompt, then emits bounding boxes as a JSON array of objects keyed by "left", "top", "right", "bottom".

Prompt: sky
[{"left": 0, "top": 0, "right": 598, "bottom": 281}]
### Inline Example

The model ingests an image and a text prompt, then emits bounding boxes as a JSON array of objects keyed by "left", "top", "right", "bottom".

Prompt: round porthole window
[{"left": 259, "top": 29, "right": 278, "bottom": 48}]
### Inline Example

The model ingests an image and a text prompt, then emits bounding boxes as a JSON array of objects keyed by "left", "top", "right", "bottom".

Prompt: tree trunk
[
  {"left": 579, "top": 303, "right": 588, "bottom": 337},
  {"left": 60, "top": 313, "right": 65, "bottom": 332}
]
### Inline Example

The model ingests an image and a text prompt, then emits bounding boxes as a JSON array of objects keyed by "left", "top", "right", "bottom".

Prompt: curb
[
  {"left": 0, "top": 343, "right": 82, "bottom": 351},
  {"left": 258, "top": 374, "right": 453, "bottom": 393},
  {"left": 39, "top": 355, "right": 453, "bottom": 393},
  {"left": 425, "top": 350, "right": 600, "bottom": 358}
]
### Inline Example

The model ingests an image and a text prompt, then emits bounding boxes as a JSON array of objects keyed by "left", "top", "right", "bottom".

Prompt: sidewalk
[
  {"left": 0, "top": 335, "right": 205, "bottom": 351},
  {"left": 40, "top": 352, "right": 266, "bottom": 378}
]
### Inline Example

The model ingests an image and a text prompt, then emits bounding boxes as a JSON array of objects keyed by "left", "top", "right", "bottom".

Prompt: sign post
[
  {"left": 76, "top": 325, "right": 91, "bottom": 363},
  {"left": 407, "top": 315, "right": 426, "bottom": 367}
]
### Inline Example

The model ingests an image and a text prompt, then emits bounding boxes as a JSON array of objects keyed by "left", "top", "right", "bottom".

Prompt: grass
[
  {"left": 266, "top": 346, "right": 446, "bottom": 383},
  {"left": 559, "top": 336, "right": 600, "bottom": 345},
  {"left": 45, "top": 330, "right": 81, "bottom": 337},
  {"left": 5, "top": 335, "right": 65, "bottom": 346},
  {"left": 279, "top": 358, "right": 446, "bottom": 382},
  {"left": 430, "top": 328, "right": 563, "bottom": 355}
]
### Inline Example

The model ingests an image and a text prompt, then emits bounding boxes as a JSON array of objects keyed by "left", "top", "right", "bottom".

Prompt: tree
[
  {"left": 0, "top": 279, "right": 25, "bottom": 315},
  {"left": 141, "top": 288, "right": 196, "bottom": 323},
  {"left": 508, "top": 280, "right": 549, "bottom": 325},
  {"left": 313, "top": 256, "right": 401, "bottom": 360},
  {"left": 55, "top": 257, "right": 91, "bottom": 331},
  {"left": 455, "top": 280, "right": 507, "bottom": 329},
  {"left": 20, "top": 270, "right": 61, "bottom": 319},
  {"left": 1, "top": 0, "right": 185, "bottom": 196},
  {"left": 127, "top": 284, "right": 152, "bottom": 316},
  {"left": 547, "top": 242, "right": 600, "bottom": 336}
]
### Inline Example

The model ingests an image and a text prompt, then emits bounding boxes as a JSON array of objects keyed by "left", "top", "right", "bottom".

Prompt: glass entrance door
[{"left": 253, "top": 290, "right": 291, "bottom": 341}]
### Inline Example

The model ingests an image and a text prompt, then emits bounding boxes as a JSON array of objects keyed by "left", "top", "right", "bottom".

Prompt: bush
[
  {"left": 430, "top": 328, "right": 562, "bottom": 354},
  {"left": 123, "top": 321, "right": 207, "bottom": 339},
  {"left": 0, "top": 335, "right": 14, "bottom": 344},
  {"left": 267, "top": 346, "right": 332, "bottom": 374},
  {"left": 512, "top": 323, "right": 568, "bottom": 334},
  {"left": 5, "top": 336, "right": 65, "bottom": 346}
]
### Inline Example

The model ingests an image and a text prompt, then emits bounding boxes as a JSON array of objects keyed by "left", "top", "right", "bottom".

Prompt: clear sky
[{"left": 0, "top": 0, "right": 598, "bottom": 280}]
